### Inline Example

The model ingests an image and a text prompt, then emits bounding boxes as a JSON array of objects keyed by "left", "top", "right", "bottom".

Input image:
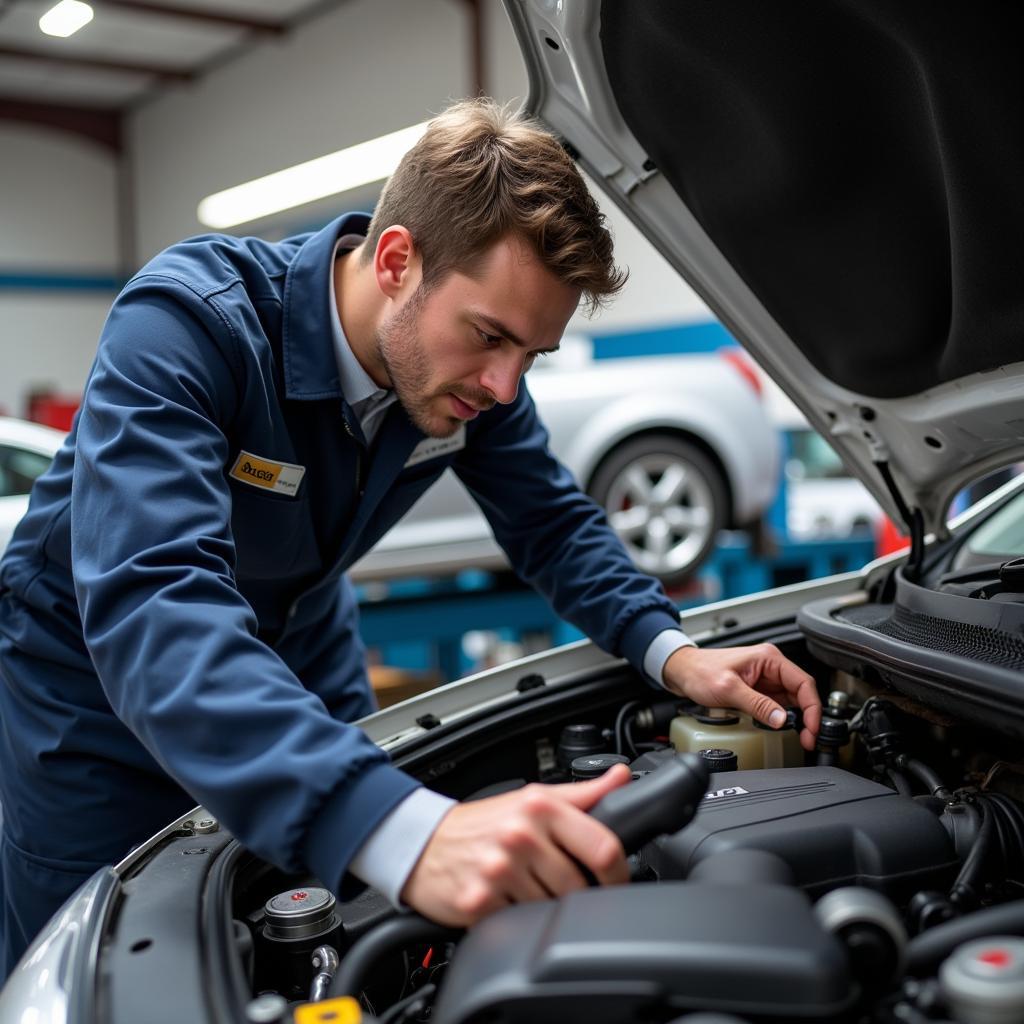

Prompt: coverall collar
[{"left": 282, "top": 211, "right": 372, "bottom": 401}]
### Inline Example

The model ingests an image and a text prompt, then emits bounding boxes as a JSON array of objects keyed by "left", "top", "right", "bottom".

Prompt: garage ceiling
[
  {"left": 0, "top": 0, "right": 487, "bottom": 152},
  {"left": 0, "top": 0, "right": 341, "bottom": 147}
]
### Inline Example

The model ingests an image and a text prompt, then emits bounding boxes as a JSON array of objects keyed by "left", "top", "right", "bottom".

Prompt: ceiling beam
[
  {"left": 0, "top": 96, "right": 122, "bottom": 150},
  {"left": 459, "top": 0, "right": 486, "bottom": 97},
  {"left": 0, "top": 42, "right": 193, "bottom": 81},
  {"left": 94, "top": 0, "right": 287, "bottom": 36}
]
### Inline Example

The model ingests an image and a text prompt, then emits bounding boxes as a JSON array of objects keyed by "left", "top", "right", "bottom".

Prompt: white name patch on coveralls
[
  {"left": 403, "top": 424, "right": 466, "bottom": 469},
  {"left": 229, "top": 451, "right": 306, "bottom": 496}
]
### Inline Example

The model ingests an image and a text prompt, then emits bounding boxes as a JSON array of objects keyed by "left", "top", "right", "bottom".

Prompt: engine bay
[{"left": 220, "top": 640, "right": 1024, "bottom": 1024}]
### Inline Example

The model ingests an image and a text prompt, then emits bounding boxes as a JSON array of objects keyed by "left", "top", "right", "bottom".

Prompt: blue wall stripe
[
  {"left": 0, "top": 272, "right": 123, "bottom": 293},
  {"left": 591, "top": 320, "right": 737, "bottom": 358}
]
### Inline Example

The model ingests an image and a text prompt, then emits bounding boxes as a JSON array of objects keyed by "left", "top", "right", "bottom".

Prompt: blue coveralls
[{"left": 0, "top": 212, "right": 680, "bottom": 973}]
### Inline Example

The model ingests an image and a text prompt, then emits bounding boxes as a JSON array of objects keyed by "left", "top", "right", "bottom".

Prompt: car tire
[{"left": 588, "top": 434, "right": 728, "bottom": 586}]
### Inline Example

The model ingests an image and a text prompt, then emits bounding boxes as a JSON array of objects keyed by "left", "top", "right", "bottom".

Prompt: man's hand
[
  {"left": 663, "top": 643, "right": 821, "bottom": 751},
  {"left": 401, "top": 764, "right": 631, "bottom": 927}
]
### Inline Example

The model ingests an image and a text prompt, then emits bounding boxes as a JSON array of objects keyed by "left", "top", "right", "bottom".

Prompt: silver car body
[{"left": 350, "top": 346, "right": 779, "bottom": 580}]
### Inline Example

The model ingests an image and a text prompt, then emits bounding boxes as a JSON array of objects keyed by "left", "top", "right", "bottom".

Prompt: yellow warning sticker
[
  {"left": 293, "top": 995, "right": 362, "bottom": 1023},
  {"left": 229, "top": 450, "right": 305, "bottom": 496}
]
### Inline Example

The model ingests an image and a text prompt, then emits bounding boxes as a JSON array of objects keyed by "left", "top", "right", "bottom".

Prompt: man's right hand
[{"left": 400, "top": 763, "right": 632, "bottom": 926}]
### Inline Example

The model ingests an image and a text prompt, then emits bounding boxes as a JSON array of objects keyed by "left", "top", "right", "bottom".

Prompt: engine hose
[
  {"left": 906, "top": 899, "right": 1024, "bottom": 976},
  {"left": 949, "top": 797, "right": 993, "bottom": 909},
  {"left": 327, "top": 913, "right": 463, "bottom": 1001},
  {"left": 901, "top": 757, "right": 951, "bottom": 800},
  {"left": 614, "top": 701, "right": 642, "bottom": 758},
  {"left": 624, "top": 719, "right": 637, "bottom": 760},
  {"left": 885, "top": 768, "right": 913, "bottom": 797},
  {"left": 378, "top": 982, "right": 438, "bottom": 1024},
  {"left": 989, "top": 793, "right": 1024, "bottom": 860},
  {"left": 989, "top": 799, "right": 1011, "bottom": 877},
  {"left": 986, "top": 794, "right": 1024, "bottom": 880}
]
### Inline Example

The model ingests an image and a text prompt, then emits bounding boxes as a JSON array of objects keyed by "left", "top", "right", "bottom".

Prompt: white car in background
[
  {"left": 762, "top": 387, "right": 883, "bottom": 542},
  {"left": 0, "top": 417, "right": 65, "bottom": 556},
  {"left": 351, "top": 339, "right": 780, "bottom": 585}
]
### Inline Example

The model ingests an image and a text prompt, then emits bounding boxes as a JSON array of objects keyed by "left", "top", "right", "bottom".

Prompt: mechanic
[{"left": 0, "top": 98, "right": 821, "bottom": 974}]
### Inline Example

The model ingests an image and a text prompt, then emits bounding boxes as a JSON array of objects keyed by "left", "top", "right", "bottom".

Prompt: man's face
[{"left": 376, "top": 236, "right": 581, "bottom": 438}]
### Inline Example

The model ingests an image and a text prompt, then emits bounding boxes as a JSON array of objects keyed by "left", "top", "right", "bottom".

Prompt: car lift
[{"left": 356, "top": 529, "right": 878, "bottom": 684}]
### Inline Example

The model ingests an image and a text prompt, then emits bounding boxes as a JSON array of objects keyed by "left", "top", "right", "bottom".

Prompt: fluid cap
[
  {"left": 753, "top": 707, "right": 802, "bottom": 731},
  {"left": 698, "top": 748, "right": 738, "bottom": 772},
  {"left": 557, "top": 723, "right": 606, "bottom": 771},
  {"left": 264, "top": 887, "right": 337, "bottom": 941},
  {"left": 817, "top": 716, "right": 851, "bottom": 746},
  {"left": 571, "top": 753, "right": 631, "bottom": 781},
  {"left": 939, "top": 937, "right": 1024, "bottom": 1024}
]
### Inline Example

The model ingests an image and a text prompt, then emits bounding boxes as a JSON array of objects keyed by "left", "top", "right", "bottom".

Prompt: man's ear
[{"left": 373, "top": 226, "right": 420, "bottom": 301}]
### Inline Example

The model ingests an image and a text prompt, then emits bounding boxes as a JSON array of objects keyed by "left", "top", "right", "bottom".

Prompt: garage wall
[
  {"left": 129, "top": 0, "right": 711, "bottom": 333},
  {"left": 130, "top": 0, "right": 473, "bottom": 261},
  {"left": 0, "top": 0, "right": 712, "bottom": 419},
  {"left": 0, "top": 123, "right": 119, "bottom": 417}
]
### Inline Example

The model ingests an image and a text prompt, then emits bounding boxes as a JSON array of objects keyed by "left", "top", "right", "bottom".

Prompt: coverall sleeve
[
  {"left": 70, "top": 276, "right": 418, "bottom": 893},
  {"left": 453, "top": 385, "right": 681, "bottom": 673}
]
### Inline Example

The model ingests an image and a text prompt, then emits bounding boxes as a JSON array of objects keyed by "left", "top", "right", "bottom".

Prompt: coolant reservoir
[
  {"left": 755, "top": 715, "right": 805, "bottom": 768},
  {"left": 670, "top": 707, "right": 803, "bottom": 770}
]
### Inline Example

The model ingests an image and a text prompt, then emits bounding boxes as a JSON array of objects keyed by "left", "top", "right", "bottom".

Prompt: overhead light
[
  {"left": 197, "top": 121, "right": 429, "bottom": 229},
  {"left": 39, "top": 0, "right": 94, "bottom": 37}
]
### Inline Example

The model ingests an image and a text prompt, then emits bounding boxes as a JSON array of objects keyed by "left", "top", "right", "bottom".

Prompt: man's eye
[
  {"left": 522, "top": 350, "right": 553, "bottom": 372},
  {"left": 477, "top": 329, "right": 502, "bottom": 347}
]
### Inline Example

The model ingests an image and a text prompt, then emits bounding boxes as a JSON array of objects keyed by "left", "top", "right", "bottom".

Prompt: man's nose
[{"left": 479, "top": 352, "right": 525, "bottom": 405}]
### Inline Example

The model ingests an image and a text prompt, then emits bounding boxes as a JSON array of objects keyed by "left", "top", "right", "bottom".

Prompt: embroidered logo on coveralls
[{"left": 229, "top": 451, "right": 306, "bottom": 496}]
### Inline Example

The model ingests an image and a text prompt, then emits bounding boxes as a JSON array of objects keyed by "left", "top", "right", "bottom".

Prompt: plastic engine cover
[
  {"left": 647, "top": 765, "right": 959, "bottom": 897},
  {"left": 432, "top": 882, "right": 853, "bottom": 1024}
]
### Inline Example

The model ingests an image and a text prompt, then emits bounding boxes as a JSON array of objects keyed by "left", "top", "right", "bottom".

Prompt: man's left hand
[{"left": 662, "top": 644, "right": 821, "bottom": 751}]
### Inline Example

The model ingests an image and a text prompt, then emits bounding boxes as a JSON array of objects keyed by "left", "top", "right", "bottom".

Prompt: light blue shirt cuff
[
  {"left": 643, "top": 628, "right": 697, "bottom": 687},
  {"left": 347, "top": 787, "right": 456, "bottom": 907}
]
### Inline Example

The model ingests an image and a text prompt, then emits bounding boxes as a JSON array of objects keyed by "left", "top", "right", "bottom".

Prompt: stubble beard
[{"left": 376, "top": 287, "right": 493, "bottom": 438}]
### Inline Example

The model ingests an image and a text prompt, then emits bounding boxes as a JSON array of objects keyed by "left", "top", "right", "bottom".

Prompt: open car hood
[{"left": 504, "top": 0, "right": 1024, "bottom": 539}]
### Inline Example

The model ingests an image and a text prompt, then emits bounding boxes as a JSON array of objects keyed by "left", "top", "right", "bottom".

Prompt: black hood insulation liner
[{"left": 601, "top": 0, "right": 1024, "bottom": 400}]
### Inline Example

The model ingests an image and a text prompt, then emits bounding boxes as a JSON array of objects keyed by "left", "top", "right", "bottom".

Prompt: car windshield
[{"left": 953, "top": 485, "right": 1024, "bottom": 566}]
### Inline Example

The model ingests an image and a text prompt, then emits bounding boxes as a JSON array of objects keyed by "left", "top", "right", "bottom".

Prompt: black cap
[
  {"left": 571, "top": 753, "right": 631, "bottom": 780},
  {"left": 818, "top": 716, "right": 850, "bottom": 745},
  {"left": 557, "top": 723, "right": 606, "bottom": 771},
  {"left": 753, "top": 707, "right": 803, "bottom": 731},
  {"left": 698, "top": 748, "right": 738, "bottom": 772}
]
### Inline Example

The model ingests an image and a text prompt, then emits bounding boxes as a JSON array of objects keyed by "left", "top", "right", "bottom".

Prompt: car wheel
[{"left": 588, "top": 435, "right": 728, "bottom": 585}]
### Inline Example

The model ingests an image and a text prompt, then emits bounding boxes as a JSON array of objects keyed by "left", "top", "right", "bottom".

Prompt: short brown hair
[{"left": 362, "top": 98, "right": 626, "bottom": 314}]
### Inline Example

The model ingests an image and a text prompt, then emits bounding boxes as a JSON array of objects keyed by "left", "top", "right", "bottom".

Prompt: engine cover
[
  {"left": 432, "top": 883, "right": 853, "bottom": 1024},
  {"left": 646, "top": 765, "right": 959, "bottom": 898}
]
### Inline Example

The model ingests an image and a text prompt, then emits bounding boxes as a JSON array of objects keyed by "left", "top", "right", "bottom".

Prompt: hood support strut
[{"left": 875, "top": 461, "right": 925, "bottom": 581}]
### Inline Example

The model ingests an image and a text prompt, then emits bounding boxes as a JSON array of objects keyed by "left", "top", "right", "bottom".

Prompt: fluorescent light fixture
[
  {"left": 197, "top": 121, "right": 429, "bottom": 229},
  {"left": 39, "top": 0, "right": 94, "bottom": 37}
]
